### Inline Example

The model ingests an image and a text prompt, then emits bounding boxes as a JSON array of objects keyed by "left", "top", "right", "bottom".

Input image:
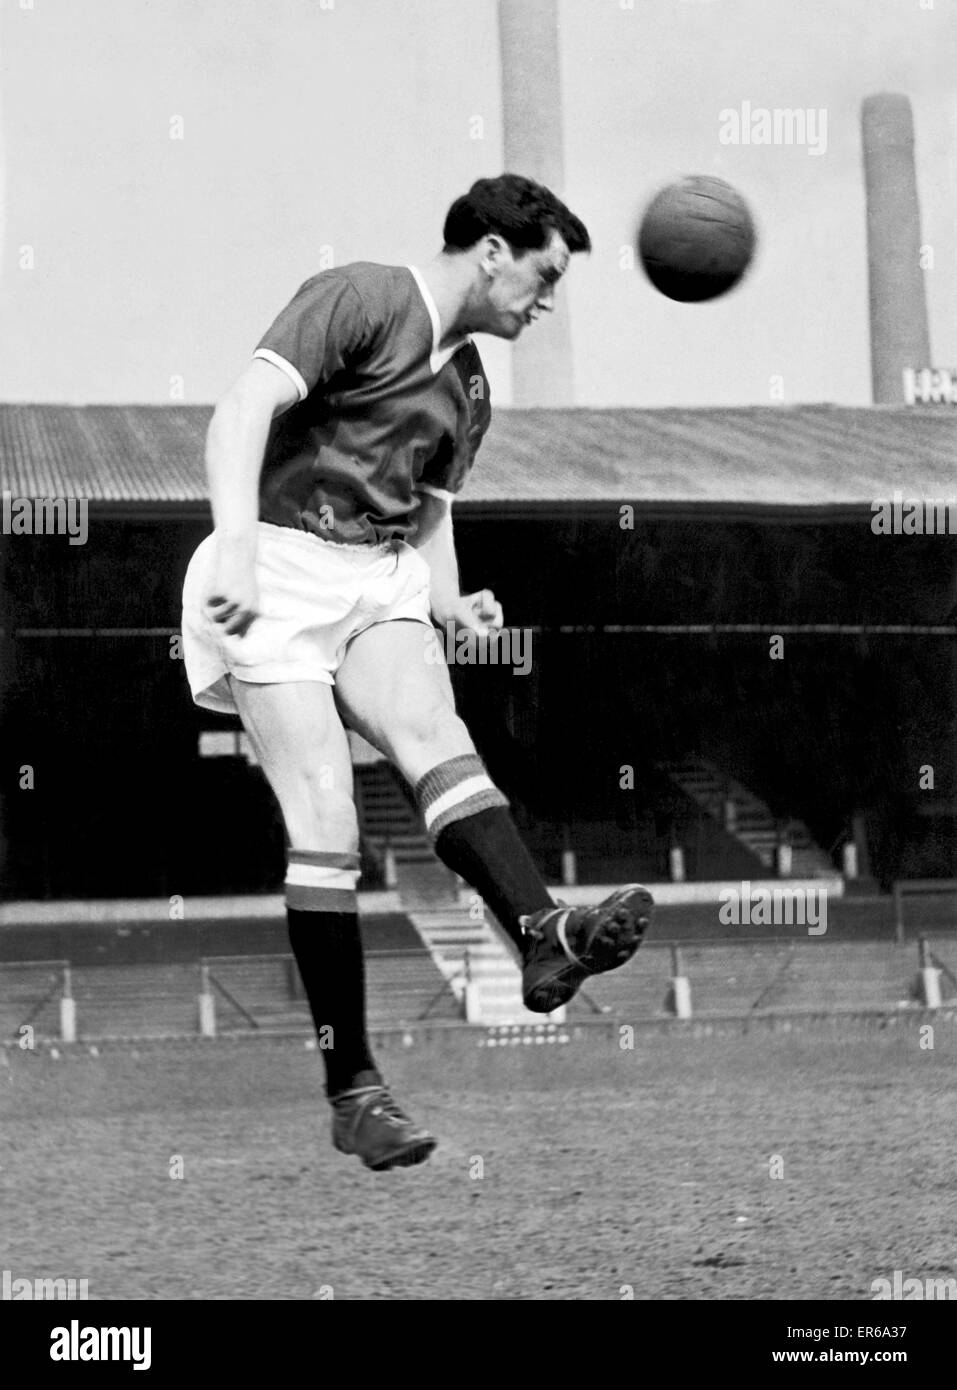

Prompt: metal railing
[
  {"left": 892, "top": 878, "right": 957, "bottom": 946},
  {"left": 1, "top": 959, "right": 73, "bottom": 1042},
  {"left": 4, "top": 933, "right": 957, "bottom": 1040}
]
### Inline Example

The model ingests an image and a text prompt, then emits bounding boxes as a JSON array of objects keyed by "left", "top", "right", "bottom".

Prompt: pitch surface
[{"left": 2, "top": 1028, "right": 952, "bottom": 1300}]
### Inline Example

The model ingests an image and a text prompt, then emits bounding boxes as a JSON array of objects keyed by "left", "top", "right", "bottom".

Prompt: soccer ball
[{"left": 637, "top": 175, "right": 756, "bottom": 303}]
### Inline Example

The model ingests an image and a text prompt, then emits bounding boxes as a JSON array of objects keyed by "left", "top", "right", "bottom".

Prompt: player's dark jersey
[{"left": 252, "top": 262, "right": 491, "bottom": 546}]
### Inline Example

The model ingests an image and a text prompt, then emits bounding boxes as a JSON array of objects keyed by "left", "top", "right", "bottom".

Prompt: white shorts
[{"left": 182, "top": 521, "right": 433, "bottom": 715}]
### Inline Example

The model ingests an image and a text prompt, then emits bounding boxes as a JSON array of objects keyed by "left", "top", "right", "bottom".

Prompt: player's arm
[
  {"left": 411, "top": 489, "right": 503, "bottom": 634},
  {"left": 204, "top": 358, "right": 298, "bottom": 636},
  {"left": 204, "top": 274, "right": 369, "bottom": 636}
]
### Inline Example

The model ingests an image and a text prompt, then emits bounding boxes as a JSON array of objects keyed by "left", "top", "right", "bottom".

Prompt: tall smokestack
[
  {"left": 498, "top": 0, "right": 574, "bottom": 406},
  {"left": 861, "top": 94, "right": 932, "bottom": 404}
]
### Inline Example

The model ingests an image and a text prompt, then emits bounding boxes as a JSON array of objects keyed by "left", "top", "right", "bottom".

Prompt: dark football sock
[
  {"left": 285, "top": 850, "right": 378, "bottom": 1097},
  {"left": 415, "top": 756, "right": 554, "bottom": 953}
]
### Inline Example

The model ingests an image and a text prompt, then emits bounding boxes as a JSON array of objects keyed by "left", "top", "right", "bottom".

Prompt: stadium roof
[{"left": 0, "top": 402, "right": 954, "bottom": 520}]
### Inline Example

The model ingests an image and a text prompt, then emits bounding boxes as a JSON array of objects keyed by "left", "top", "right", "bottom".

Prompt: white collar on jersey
[{"left": 407, "top": 265, "right": 470, "bottom": 374}]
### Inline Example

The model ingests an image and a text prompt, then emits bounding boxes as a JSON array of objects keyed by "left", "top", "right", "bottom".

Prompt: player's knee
[
  {"left": 391, "top": 703, "right": 470, "bottom": 758},
  {"left": 284, "top": 769, "right": 358, "bottom": 851}
]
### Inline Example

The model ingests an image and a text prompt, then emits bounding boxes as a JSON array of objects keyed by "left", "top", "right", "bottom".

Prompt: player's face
[{"left": 484, "top": 230, "right": 571, "bottom": 339}]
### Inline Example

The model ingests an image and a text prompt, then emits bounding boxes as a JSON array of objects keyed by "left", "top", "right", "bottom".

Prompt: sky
[{"left": 0, "top": 0, "right": 954, "bottom": 407}]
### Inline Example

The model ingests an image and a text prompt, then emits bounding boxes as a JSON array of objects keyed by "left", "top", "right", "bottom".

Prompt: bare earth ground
[{"left": 2, "top": 1026, "right": 955, "bottom": 1301}]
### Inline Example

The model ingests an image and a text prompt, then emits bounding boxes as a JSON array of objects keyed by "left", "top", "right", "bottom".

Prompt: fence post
[
  {"left": 383, "top": 842, "right": 397, "bottom": 889},
  {"left": 893, "top": 882, "right": 904, "bottom": 945},
  {"left": 198, "top": 963, "right": 216, "bottom": 1037},
  {"left": 841, "top": 841, "right": 858, "bottom": 880},
  {"left": 668, "top": 844, "right": 686, "bottom": 883},
  {"left": 560, "top": 847, "right": 577, "bottom": 887},
  {"left": 463, "top": 947, "right": 479, "bottom": 1022},
  {"left": 917, "top": 937, "right": 942, "bottom": 1009},
  {"left": 59, "top": 965, "right": 76, "bottom": 1044},
  {"left": 286, "top": 956, "right": 303, "bottom": 1000},
  {"left": 669, "top": 944, "right": 692, "bottom": 1020}
]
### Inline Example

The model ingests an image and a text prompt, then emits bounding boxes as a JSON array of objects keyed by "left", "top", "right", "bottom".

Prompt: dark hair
[{"left": 443, "top": 174, "right": 591, "bottom": 257}]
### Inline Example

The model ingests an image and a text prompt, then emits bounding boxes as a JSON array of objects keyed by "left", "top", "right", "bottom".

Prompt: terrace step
[{"left": 662, "top": 755, "right": 834, "bottom": 877}]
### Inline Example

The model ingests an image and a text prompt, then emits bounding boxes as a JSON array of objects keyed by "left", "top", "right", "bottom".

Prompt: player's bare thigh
[
  {"left": 334, "top": 619, "right": 476, "bottom": 784},
  {"left": 229, "top": 677, "right": 358, "bottom": 852}
]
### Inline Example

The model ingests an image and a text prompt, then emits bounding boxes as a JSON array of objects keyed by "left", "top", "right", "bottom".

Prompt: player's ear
[{"left": 483, "top": 234, "right": 509, "bottom": 275}]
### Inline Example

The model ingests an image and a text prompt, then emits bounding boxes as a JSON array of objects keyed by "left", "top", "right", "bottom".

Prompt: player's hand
[
  {"left": 205, "top": 542, "right": 260, "bottom": 638},
  {"left": 449, "top": 589, "right": 504, "bottom": 635}
]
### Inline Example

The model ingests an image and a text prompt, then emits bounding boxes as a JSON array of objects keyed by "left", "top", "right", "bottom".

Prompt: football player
[{"left": 182, "top": 175, "right": 652, "bottom": 1171}]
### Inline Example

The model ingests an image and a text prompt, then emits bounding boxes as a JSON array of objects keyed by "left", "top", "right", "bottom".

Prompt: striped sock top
[
  {"left": 285, "top": 849, "right": 360, "bottom": 913},
  {"left": 415, "top": 753, "right": 508, "bottom": 839}
]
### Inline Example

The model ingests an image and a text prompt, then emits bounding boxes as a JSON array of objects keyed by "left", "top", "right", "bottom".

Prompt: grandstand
[
  {"left": 1, "top": 401, "right": 955, "bottom": 904},
  {"left": 1, "top": 398, "right": 955, "bottom": 1037}
]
